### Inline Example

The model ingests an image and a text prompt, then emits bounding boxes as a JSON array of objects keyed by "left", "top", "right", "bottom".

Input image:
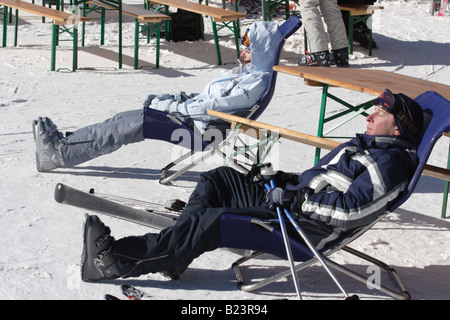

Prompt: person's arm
[
  {"left": 177, "top": 73, "right": 269, "bottom": 119},
  {"left": 299, "top": 152, "right": 411, "bottom": 231}
]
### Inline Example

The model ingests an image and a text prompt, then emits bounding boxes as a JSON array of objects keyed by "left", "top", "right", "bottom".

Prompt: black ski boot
[
  {"left": 81, "top": 214, "right": 121, "bottom": 282},
  {"left": 298, "top": 50, "right": 330, "bottom": 67},
  {"left": 332, "top": 47, "right": 349, "bottom": 68}
]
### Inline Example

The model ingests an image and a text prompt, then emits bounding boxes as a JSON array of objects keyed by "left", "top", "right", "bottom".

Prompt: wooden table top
[{"left": 273, "top": 65, "right": 450, "bottom": 101}]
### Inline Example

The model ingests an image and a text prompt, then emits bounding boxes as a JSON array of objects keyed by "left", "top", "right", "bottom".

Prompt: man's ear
[{"left": 393, "top": 126, "right": 401, "bottom": 136}]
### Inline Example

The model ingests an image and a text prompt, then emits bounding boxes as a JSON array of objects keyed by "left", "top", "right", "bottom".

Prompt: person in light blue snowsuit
[{"left": 33, "top": 21, "right": 283, "bottom": 171}]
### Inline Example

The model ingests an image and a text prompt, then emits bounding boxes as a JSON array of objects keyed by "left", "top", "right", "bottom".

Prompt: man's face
[
  {"left": 365, "top": 106, "right": 400, "bottom": 136},
  {"left": 239, "top": 49, "right": 251, "bottom": 64}
]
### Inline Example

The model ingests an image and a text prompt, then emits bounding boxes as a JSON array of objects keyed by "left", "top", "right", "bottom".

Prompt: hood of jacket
[{"left": 244, "top": 21, "right": 284, "bottom": 73}]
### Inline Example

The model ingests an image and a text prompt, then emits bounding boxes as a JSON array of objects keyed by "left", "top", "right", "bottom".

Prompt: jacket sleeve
[
  {"left": 176, "top": 73, "right": 269, "bottom": 120},
  {"left": 298, "top": 150, "right": 411, "bottom": 231}
]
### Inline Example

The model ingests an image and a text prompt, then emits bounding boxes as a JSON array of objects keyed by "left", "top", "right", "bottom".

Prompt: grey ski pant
[
  {"left": 60, "top": 109, "right": 145, "bottom": 167},
  {"left": 300, "top": 0, "right": 348, "bottom": 53}
]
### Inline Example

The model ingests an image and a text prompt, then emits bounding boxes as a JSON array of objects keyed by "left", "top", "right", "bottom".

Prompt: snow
[{"left": 0, "top": 0, "right": 449, "bottom": 301}]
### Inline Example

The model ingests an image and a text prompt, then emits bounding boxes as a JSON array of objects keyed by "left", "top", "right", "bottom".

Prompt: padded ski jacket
[
  {"left": 147, "top": 21, "right": 283, "bottom": 133},
  {"left": 286, "top": 134, "right": 418, "bottom": 233}
]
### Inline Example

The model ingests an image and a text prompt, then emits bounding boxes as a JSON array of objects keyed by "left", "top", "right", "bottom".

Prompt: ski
[
  {"left": 104, "top": 294, "right": 122, "bottom": 300},
  {"left": 438, "top": 0, "right": 448, "bottom": 16},
  {"left": 88, "top": 188, "right": 186, "bottom": 214},
  {"left": 55, "top": 183, "right": 253, "bottom": 256},
  {"left": 54, "top": 183, "right": 177, "bottom": 230}
]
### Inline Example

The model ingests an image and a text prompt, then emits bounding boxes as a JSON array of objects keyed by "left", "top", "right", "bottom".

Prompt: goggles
[
  {"left": 241, "top": 29, "right": 250, "bottom": 49},
  {"left": 373, "top": 89, "right": 419, "bottom": 136}
]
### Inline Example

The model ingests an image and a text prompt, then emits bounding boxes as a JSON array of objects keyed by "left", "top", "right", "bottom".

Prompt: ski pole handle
[{"left": 264, "top": 180, "right": 276, "bottom": 191}]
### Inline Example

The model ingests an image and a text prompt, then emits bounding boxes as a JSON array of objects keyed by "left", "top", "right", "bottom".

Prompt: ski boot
[
  {"left": 332, "top": 47, "right": 349, "bottom": 68},
  {"left": 81, "top": 214, "right": 121, "bottom": 282},
  {"left": 298, "top": 50, "right": 330, "bottom": 67},
  {"left": 32, "top": 117, "right": 65, "bottom": 172}
]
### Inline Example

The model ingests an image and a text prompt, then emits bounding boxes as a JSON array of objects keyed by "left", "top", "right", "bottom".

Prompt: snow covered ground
[{"left": 0, "top": 0, "right": 449, "bottom": 300}]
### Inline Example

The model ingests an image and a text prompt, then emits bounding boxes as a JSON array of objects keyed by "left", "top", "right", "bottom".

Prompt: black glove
[
  {"left": 245, "top": 163, "right": 298, "bottom": 187},
  {"left": 265, "top": 187, "right": 305, "bottom": 215}
]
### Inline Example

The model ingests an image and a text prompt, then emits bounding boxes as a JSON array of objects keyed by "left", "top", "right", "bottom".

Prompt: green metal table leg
[
  {"left": 100, "top": 7, "right": 105, "bottom": 45},
  {"left": 155, "top": 22, "right": 160, "bottom": 69},
  {"left": 1, "top": 5, "right": 7, "bottom": 47},
  {"left": 262, "top": 0, "right": 268, "bottom": 20},
  {"left": 51, "top": 23, "right": 58, "bottom": 71},
  {"left": 314, "top": 84, "right": 328, "bottom": 164},
  {"left": 118, "top": 1, "right": 122, "bottom": 69},
  {"left": 233, "top": 20, "right": 239, "bottom": 59},
  {"left": 13, "top": 9, "right": 18, "bottom": 46},
  {"left": 134, "top": 18, "right": 139, "bottom": 69},
  {"left": 72, "top": 24, "right": 78, "bottom": 71},
  {"left": 164, "top": 5, "right": 169, "bottom": 42},
  {"left": 211, "top": 19, "right": 222, "bottom": 65}
]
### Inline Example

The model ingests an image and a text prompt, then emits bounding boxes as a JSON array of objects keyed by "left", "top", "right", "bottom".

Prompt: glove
[
  {"left": 246, "top": 163, "right": 298, "bottom": 187},
  {"left": 265, "top": 187, "right": 305, "bottom": 215}
]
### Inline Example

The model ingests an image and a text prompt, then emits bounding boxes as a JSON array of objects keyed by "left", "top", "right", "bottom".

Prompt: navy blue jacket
[{"left": 287, "top": 134, "right": 418, "bottom": 233}]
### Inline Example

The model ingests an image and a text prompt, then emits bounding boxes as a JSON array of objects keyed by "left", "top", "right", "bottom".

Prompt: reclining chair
[
  {"left": 142, "top": 16, "right": 302, "bottom": 184},
  {"left": 219, "top": 91, "right": 450, "bottom": 300}
]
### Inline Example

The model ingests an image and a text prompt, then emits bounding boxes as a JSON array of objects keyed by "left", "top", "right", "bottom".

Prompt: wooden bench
[
  {"left": 338, "top": 3, "right": 384, "bottom": 55},
  {"left": 78, "top": 0, "right": 170, "bottom": 69},
  {"left": 0, "top": 0, "right": 89, "bottom": 71},
  {"left": 147, "top": 0, "right": 246, "bottom": 65}
]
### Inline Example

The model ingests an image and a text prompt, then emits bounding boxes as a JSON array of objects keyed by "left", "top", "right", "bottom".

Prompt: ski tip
[
  {"left": 54, "top": 183, "right": 67, "bottom": 203},
  {"left": 104, "top": 294, "right": 121, "bottom": 300}
]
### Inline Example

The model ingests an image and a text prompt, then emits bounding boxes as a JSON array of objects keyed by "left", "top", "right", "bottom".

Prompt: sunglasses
[
  {"left": 374, "top": 89, "right": 419, "bottom": 136},
  {"left": 241, "top": 29, "right": 250, "bottom": 49}
]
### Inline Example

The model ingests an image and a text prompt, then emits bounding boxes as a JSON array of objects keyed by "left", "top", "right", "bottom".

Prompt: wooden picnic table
[{"left": 273, "top": 65, "right": 450, "bottom": 100}]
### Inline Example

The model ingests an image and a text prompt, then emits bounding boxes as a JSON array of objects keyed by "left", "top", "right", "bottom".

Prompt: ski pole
[
  {"left": 283, "top": 208, "right": 350, "bottom": 299},
  {"left": 265, "top": 181, "right": 302, "bottom": 300}
]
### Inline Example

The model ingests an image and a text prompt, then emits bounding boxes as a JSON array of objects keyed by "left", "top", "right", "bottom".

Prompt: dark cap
[{"left": 374, "top": 89, "right": 424, "bottom": 143}]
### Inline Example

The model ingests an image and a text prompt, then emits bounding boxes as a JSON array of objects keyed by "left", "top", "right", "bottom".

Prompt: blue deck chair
[
  {"left": 142, "top": 16, "right": 302, "bottom": 184},
  {"left": 219, "top": 91, "right": 450, "bottom": 300}
]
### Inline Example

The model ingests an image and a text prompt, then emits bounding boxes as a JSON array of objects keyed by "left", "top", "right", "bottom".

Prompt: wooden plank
[
  {"left": 208, "top": 110, "right": 450, "bottom": 182},
  {"left": 339, "top": 3, "right": 384, "bottom": 15},
  {"left": 273, "top": 65, "right": 450, "bottom": 101},
  {"left": 147, "top": 0, "right": 245, "bottom": 21},
  {"left": 0, "top": 0, "right": 89, "bottom": 23},
  {"left": 88, "top": 1, "right": 170, "bottom": 22},
  {"left": 208, "top": 110, "right": 341, "bottom": 150}
]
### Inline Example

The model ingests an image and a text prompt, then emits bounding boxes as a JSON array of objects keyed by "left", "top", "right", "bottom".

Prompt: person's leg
[
  {"left": 60, "top": 109, "right": 145, "bottom": 167},
  {"left": 319, "top": 0, "right": 348, "bottom": 51},
  {"left": 111, "top": 167, "right": 272, "bottom": 278},
  {"left": 299, "top": 0, "right": 329, "bottom": 53}
]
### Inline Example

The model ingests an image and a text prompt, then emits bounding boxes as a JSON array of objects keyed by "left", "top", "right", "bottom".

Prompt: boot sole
[{"left": 32, "top": 119, "right": 44, "bottom": 172}]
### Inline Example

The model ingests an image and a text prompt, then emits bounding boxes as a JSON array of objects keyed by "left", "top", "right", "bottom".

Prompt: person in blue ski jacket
[
  {"left": 80, "top": 89, "right": 425, "bottom": 282},
  {"left": 32, "top": 21, "right": 283, "bottom": 171}
]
